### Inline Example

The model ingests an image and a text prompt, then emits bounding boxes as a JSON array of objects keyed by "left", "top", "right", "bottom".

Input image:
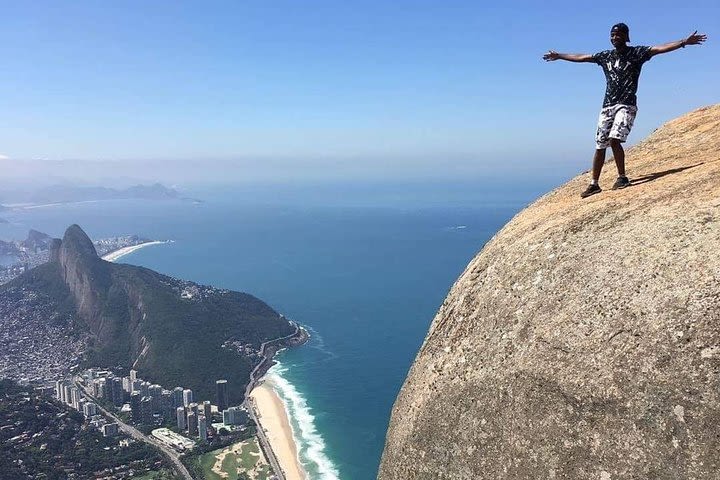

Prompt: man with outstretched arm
[{"left": 543, "top": 23, "right": 707, "bottom": 198}]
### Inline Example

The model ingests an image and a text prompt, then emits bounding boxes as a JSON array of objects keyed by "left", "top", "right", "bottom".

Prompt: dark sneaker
[
  {"left": 580, "top": 184, "right": 602, "bottom": 198},
  {"left": 612, "top": 176, "right": 631, "bottom": 190}
]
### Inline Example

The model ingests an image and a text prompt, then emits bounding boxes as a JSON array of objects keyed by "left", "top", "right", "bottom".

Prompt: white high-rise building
[
  {"left": 198, "top": 415, "right": 208, "bottom": 441},
  {"left": 55, "top": 380, "right": 65, "bottom": 401},
  {"left": 93, "top": 378, "right": 106, "bottom": 398},
  {"left": 63, "top": 385, "right": 72, "bottom": 405},
  {"left": 130, "top": 369, "right": 137, "bottom": 383},
  {"left": 70, "top": 387, "right": 81, "bottom": 409},
  {"left": 176, "top": 407, "right": 187, "bottom": 430},
  {"left": 203, "top": 400, "right": 212, "bottom": 422},
  {"left": 183, "top": 388, "right": 193, "bottom": 407}
]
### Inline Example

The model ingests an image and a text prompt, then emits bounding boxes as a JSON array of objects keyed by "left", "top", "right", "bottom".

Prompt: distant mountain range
[
  {"left": 25, "top": 183, "right": 201, "bottom": 204},
  {"left": 0, "top": 230, "right": 55, "bottom": 258},
  {"left": 0, "top": 183, "right": 201, "bottom": 207},
  {"left": 1, "top": 225, "right": 300, "bottom": 403}
]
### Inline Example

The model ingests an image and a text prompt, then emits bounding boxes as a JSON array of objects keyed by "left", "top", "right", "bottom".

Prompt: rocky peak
[
  {"left": 61, "top": 224, "right": 98, "bottom": 259},
  {"left": 379, "top": 105, "right": 720, "bottom": 479},
  {"left": 56, "top": 225, "right": 109, "bottom": 326}
]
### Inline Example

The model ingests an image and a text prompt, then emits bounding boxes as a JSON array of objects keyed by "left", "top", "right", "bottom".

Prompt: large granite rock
[
  {"left": 58, "top": 224, "right": 110, "bottom": 327},
  {"left": 379, "top": 105, "right": 720, "bottom": 479}
]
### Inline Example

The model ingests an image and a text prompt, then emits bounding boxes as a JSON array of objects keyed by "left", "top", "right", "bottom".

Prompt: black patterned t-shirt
[{"left": 592, "top": 46, "right": 653, "bottom": 107}]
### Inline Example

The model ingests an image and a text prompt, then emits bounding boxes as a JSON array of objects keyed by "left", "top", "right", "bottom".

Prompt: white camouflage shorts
[{"left": 595, "top": 104, "right": 637, "bottom": 149}]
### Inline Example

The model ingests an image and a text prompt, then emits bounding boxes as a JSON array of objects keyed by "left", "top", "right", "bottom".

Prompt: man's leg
[
  {"left": 609, "top": 138, "right": 631, "bottom": 189},
  {"left": 607, "top": 105, "right": 636, "bottom": 189},
  {"left": 592, "top": 148, "right": 607, "bottom": 182},
  {"left": 582, "top": 106, "right": 613, "bottom": 198},
  {"left": 581, "top": 148, "right": 606, "bottom": 198},
  {"left": 609, "top": 138, "right": 625, "bottom": 177}
]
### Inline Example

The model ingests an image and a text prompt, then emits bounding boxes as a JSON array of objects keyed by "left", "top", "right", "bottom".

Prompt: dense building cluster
[
  {"left": 1, "top": 380, "right": 167, "bottom": 479},
  {"left": 71, "top": 369, "right": 250, "bottom": 452},
  {"left": 55, "top": 378, "right": 120, "bottom": 437},
  {"left": 93, "top": 235, "right": 151, "bottom": 257},
  {"left": 173, "top": 278, "right": 229, "bottom": 303},
  {"left": 0, "top": 285, "right": 86, "bottom": 384}
]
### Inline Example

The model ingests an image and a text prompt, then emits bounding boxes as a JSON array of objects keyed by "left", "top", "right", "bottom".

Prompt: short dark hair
[{"left": 611, "top": 23, "right": 630, "bottom": 42}]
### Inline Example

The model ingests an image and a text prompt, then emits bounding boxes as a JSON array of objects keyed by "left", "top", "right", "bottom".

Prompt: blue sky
[{"left": 0, "top": 1, "right": 717, "bottom": 183}]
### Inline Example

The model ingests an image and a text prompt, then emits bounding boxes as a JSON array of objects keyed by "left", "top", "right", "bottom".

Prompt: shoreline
[
  {"left": 101, "top": 241, "right": 169, "bottom": 262},
  {"left": 244, "top": 325, "right": 310, "bottom": 480},
  {"left": 250, "top": 380, "right": 308, "bottom": 480},
  {"left": 4, "top": 200, "right": 104, "bottom": 210}
]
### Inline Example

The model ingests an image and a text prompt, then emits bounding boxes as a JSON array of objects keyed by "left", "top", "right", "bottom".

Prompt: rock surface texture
[{"left": 379, "top": 105, "right": 720, "bottom": 480}]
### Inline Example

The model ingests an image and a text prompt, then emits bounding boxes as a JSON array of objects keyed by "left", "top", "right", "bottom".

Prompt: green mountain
[{"left": 3, "top": 224, "right": 297, "bottom": 404}]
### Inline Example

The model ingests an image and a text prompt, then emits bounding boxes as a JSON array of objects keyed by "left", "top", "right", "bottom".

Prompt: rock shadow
[{"left": 631, "top": 162, "right": 704, "bottom": 186}]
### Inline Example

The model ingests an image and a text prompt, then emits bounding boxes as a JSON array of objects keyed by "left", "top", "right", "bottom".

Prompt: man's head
[{"left": 611, "top": 23, "right": 630, "bottom": 48}]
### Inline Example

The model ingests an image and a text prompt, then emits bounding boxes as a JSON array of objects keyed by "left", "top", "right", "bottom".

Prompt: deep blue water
[{"left": 0, "top": 188, "right": 534, "bottom": 479}]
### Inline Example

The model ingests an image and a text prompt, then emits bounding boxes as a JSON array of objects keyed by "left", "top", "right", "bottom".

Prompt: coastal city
[
  {"left": 53, "top": 367, "right": 277, "bottom": 479},
  {"left": 1, "top": 310, "right": 306, "bottom": 479},
  {"left": 3, "top": 3, "right": 718, "bottom": 478},
  {"left": 0, "top": 230, "right": 309, "bottom": 479}
]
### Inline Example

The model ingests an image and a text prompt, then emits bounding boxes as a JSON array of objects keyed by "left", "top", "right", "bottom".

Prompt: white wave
[
  {"left": 304, "top": 326, "right": 338, "bottom": 361},
  {"left": 267, "top": 363, "right": 341, "bottom": 480}
]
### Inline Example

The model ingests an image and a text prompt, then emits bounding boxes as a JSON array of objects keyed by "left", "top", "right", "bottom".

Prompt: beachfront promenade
[{"left": 244, "top": 321, "right": 306, "bottom": 480}]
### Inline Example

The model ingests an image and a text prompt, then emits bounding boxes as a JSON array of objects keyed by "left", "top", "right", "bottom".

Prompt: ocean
[{"left": 0, "top": 183, "right": 545, "bottom": 479}]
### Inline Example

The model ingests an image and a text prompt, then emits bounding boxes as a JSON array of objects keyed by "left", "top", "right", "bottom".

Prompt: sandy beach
[
  {"left": 250, "top": 382, "right": 306, "bottom": 480},
  {"left": 102, "top": 241, "right": 167, "bottom": 262}
]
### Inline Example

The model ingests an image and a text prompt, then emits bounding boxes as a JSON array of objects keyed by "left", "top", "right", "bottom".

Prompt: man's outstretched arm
[
  {"left": 543, "top": 51, "right": 594, "bottom": 62},
  {"left": 650, "top": 31, "right": 707, "bottom": 56}
]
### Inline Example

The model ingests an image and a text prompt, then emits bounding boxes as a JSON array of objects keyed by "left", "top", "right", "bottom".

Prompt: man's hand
[
  {"left": 542, "top": 51, "right": 593, "bottom": 63},
  {"left": 543, "top": 50, "right": 560, "bottom": 61},
  {"left": 684, "top": 31, "right": 707, "bottom": 46},
  {"left": 651, "top": 31, "right": 707, "bottom": 56}
]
